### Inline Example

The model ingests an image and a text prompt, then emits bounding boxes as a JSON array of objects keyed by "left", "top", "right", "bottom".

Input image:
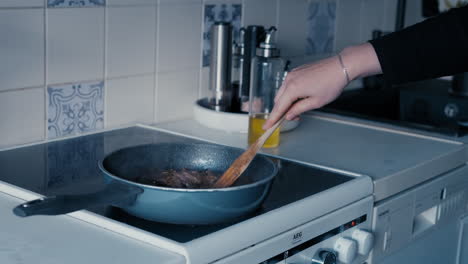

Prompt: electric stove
[{"left": 0, "top": 126, "right": 374, "bottom": 263}]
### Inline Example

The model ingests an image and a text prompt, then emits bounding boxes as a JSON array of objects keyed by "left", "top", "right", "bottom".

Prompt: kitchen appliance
[
  {"left": 0, "top": 126, "right": 374, "bottom": 264},
  {"left": 231, "top": 27, "right": 246, "bottom": 112},
  {"left": 451, "top": 72, "right": 468, "bottom": 97},
  {"left": 241, "top": 25, "right": 266, "bottom": 113},
  {"left": 13, "top": 143, "right": 277, "bottom": 225},
  {"left": 367, "top": 164, "right": 468, "bottom": 264},
  {"left": 209, "top": 22, "right": 233, "bottom": 112},
  {"left": 322, "top": 79, "right": 468, "bottom": 137},
  {"left": 399, "top": 79, "right": 468, "bottom": 135}
]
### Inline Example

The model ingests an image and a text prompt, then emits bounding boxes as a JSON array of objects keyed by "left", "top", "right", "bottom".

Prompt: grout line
[
  {"left": 106, "top": 72, "right": 156, "bottom": 81},
  {"left": 0, "top": 85, "right": 45, "bottom": 94},
  {"left": 0, "top": 6, "right": 43, "bottom": 10},
  {"left": 103, "top": 3, "right": 108, "bottom": 128},
  {"left": 44, "top": 0, "right": 49, "bottom": 139},
  {"left": 276, "top": 0, "right": 280, "bottom": 29},
  {"left": 43, "top": 0, "right": 48, "bottom": 183},
  {"left": 382, "top": 0, "right": 389, "bottom": 31},
  {"left": 44, "top": 0, "right": 48, "bottom": 140},
  {"left": 105, "top": 4, "right": 157, "bottom": 8},
  {"left": 43, "top": 6, "right": 106, "bottom": 9},
  {"left": 358, "top": 0, "right": 364, "bottom": 44},
  {"left": 153, "top": 0, "right": 160, "bottom": 123},
  {"left": 333, "top": 0, "right": 340, "bottom": 52},
  {"left": 197, "top": 0, "right": 205, "bottom": 99},
  {"left": 44, "top": 78, "right": 109, "bottom": 87}
]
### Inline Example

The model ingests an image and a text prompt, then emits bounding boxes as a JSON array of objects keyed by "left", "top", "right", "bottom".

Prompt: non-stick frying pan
[{"left": 13, "top": 143, "right": 277, "bottom": 225}]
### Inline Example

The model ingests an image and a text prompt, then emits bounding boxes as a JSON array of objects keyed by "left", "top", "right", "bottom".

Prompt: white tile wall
[
  {"left": 360, "top": 0, "right": 385, "bottom": 42},
  {"left": 157, "top": 0, "right": 203, "bottom": 73},
  {"left": 335, "top": 0, "right": 363, "bottom": 51},
  {"left": 48, "top": 8, "right": 105, "bottom": 84},
  {"left": 199, "top": 66, "right": 210, "bottom": 99},
  {"left": 0, "top": 0, "right": 426, "bottom": 147},
  {"left": 106, "top": 0, "right": 156, "bottom": 6},
  {"left": 405, "top": 0, "right": 424, "bottom": 27},
  {"left": 160, "top": 0, "right": 201, "bottom": 3},
  {"left": 383, "top": 0, "right": 398, "bottom": 31},
  {"left": 107, "top": 75, "right": 154, "bottom": 127},
  {"left": 242, "top": 0, "right": 277, "bottom": 28},
  {"left": 0, "top": 88, "right": 45, "bottom": 147},
  {"left": 0, "top": 9, "right": 44, "bottom": 91},
  {"left": 106, "top": 6, "right": 157, "bottom": 78},
  {"left": 0, "top": 0, "right": 43, "bottom": 7},
  {"left": 156, "top": 69, "right": 199, "bottom": 122},
  {"left": 277, "top": 0, "right": 309, "bottom": 58}
]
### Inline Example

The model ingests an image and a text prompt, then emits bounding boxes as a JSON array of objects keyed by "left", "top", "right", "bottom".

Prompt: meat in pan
[{"left": 135, "top": 168, "right": 220, "bottom": 189}]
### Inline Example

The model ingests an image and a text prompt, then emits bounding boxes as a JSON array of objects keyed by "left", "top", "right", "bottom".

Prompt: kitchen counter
[
  {"left": 153, "top": 112, "right": 467, "bottom": 201},
  {"left": 0, "top": 111, "right": 465, "bottom": 263},
  {"left": 0, "top": 191, "right": 185, "bottom": 264}
]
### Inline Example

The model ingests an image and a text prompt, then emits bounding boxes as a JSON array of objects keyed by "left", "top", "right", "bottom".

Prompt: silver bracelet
[{"left": 337, "top": 53, "right": 351, "bottom": 83}]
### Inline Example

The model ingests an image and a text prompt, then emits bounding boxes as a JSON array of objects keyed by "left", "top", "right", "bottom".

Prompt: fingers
[
  {"left": 263, "top": 92, "right": 297, "bottom": 130},
  {"left": 274, "top": 77, "right": 289, "bottom": 103},
  {"left": 284, "top": 97, "right": 320, "bottom": 120}
]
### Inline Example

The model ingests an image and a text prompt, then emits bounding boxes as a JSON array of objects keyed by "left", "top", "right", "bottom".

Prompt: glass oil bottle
[{"left": 248, "top": 27, "right": 285, "bottom": 148}]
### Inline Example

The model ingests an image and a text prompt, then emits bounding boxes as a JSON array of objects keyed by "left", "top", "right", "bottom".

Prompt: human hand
[
  {"left": 262, "top": 55, "right": 348, "bottom": 129},
  {"left": 262, "top": 43, "right": 382, "bottom": 130}
]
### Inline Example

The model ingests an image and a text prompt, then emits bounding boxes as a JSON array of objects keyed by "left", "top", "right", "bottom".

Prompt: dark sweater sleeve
[{"left": 369, "top": 6, "right": 468, "bottom": 85}]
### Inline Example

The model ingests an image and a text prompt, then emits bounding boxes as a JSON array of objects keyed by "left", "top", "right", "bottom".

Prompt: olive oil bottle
[
  {"left": 248, "top": 113, "right": 280, "bottom": 148},
  {"left": 247, "top": 27, "right": 285, "bottom": 148}
]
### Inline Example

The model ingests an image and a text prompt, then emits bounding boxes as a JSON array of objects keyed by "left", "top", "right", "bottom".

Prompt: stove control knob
[
  {"left": 333, "top": 237, "right": 357, "bottom": 264},
  {"left": 311, "top": 249, "right": 337, "bottom": 264},
  {"left": 352, "top": 229, "right": 374, "bottom": 255}
]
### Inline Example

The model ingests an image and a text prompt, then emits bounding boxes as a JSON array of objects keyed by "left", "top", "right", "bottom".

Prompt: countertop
[
  {"left": 0, "top": 111, "right": 466, "bottom": 263},
  {"left": 153, "top": 112, "right": 467, "bottom": 201},
  {"left": 0, "top": 191, "right": 185, "bottom": 264}
]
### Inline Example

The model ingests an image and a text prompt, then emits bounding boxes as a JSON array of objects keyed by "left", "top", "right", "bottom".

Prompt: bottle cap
[{"left": 256, "top": 27, "right": 280, "bottom": 58}]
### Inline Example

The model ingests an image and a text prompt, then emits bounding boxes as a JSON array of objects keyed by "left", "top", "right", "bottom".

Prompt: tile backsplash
[
  {"left": 47, "top": 0, "right": 106, "bottom": 7},
  {"left": 306, "top": 1, "right": 336, "bottom": 55},
  {"left": 47, "top": 81, "right": 104, "bottom": 139},
  {"left": 0, "top": 0, "right": 424, "bottom": 148},
  {"left": 202, "top": 2, "right": 242, "bottom": 67}
]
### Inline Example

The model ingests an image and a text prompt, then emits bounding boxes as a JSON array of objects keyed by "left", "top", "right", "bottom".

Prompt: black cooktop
[
  {"left": 321, "top": 79, "right": 468, "bottom": 137},
  {"left": 0, "top": 127, "right": 352, "bottom": 243}
]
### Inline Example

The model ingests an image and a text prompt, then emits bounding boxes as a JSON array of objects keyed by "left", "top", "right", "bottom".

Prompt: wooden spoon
[{"left": 213, "top": 115, "right": 287, "bottom": 188}]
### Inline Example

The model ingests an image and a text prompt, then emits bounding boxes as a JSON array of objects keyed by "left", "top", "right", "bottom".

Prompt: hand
[
  {"left": 262, "top": 55, "right": 348, "bottom": 129},
  {"left": 262, "top": 43, "right": 382, "bottom": 130}
]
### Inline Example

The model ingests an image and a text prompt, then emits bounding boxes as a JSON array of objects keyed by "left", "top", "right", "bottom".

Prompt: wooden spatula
[{"left": 213, "top": 115, "right": 287, "bottom": 188}]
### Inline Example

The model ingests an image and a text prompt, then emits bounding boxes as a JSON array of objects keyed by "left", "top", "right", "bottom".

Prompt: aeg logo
[{"left": 292, "top": 231, "right": 303, "bottom": 244}]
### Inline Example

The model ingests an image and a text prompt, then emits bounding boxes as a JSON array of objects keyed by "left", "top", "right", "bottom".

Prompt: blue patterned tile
[
  {"left": 47, "top": 0, "right": 105, "bottom": 8},
  {"left": 203, "top": 3, "right": 242, "bottom": 67},
  {"left": 306, "top": 1, "right": 336, "bottom": 55},
  {"left": 47, "top": 81, "right": 104, "bottom": 139}
]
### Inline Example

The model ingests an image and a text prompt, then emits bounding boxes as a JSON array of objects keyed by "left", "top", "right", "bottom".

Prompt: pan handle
[{"left": 13, "top": 181, "right": 144, "bottom": 217}]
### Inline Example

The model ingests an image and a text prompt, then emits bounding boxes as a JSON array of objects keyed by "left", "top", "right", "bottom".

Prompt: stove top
[{"left": 0, "top": 126, "right": 352, "bottom": 243}]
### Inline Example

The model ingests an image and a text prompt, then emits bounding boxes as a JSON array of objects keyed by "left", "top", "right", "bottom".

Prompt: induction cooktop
[{"left": 0, "top": 127, "right": 353, "bottom": 243}]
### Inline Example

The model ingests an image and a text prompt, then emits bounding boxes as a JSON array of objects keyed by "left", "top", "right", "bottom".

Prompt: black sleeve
[{"left": 369, "top": 6, "right": 468, "bottom": 85}]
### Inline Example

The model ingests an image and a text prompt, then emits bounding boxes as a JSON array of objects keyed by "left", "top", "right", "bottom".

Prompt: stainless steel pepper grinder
[{"left": 209, "top": 22, "right": 232, "bottom": 112}]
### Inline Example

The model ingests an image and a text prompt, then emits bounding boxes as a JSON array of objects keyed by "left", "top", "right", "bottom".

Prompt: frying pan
[{"left": 13, "top": 143, "right": 277, "bottom": 225}]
